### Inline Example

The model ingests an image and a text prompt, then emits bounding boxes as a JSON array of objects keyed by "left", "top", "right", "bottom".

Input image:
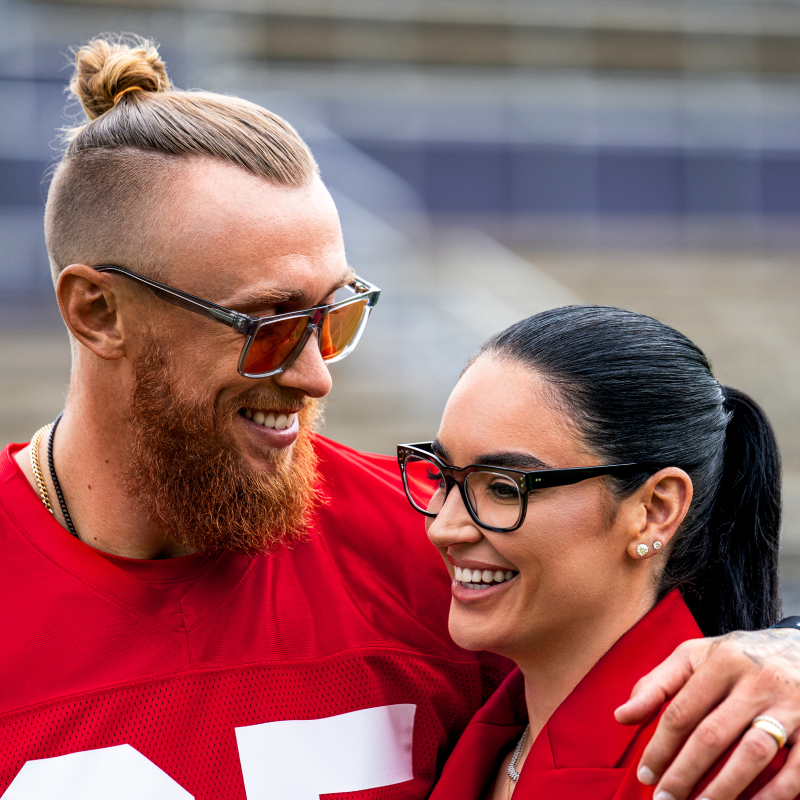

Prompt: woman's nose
[{"left": 426, "top": 484, "right": 483, "bottom": 548}]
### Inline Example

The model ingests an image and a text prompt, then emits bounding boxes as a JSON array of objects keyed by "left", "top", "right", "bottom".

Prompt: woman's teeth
[
  {"left": 242, "top": 408, "right": 297, "bottom": 430},
  {"left": 454, "top": 566, "right": 517, "bottom": 590}
]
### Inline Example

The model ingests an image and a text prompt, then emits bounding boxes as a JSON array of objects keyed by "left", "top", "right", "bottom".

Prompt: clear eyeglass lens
[
  {"left": 404, "top": 455, "right": 446, "bottom": 514},
  {"left": 464, "top": 471, "right": 522, "bottom": 529},
  {"left": 404, "top": 455, "right": 522, "bottom": 529}
]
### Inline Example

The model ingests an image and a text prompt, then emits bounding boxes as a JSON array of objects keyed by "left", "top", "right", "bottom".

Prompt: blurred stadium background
[{"left": 1, "top": 0, "right": 800, "bottom": 608}]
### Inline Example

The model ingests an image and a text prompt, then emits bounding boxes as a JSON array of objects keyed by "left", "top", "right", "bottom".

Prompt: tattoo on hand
[{"left": 718, "top": 629, "right": 800, "bottom": 688}]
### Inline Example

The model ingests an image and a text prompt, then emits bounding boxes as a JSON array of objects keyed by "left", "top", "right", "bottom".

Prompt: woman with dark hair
[{"left": 397, "top": 305, "right": 785, "bottom": 800}]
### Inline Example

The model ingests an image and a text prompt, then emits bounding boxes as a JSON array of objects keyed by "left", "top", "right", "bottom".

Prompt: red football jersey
[{"left": 0, "top": 435, "right": 508, "bottom": 800}]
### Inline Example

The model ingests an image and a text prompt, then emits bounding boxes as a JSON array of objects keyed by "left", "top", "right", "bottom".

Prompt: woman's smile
[{"left": 448, "top": 556, "right": 520, "bottom": 601}]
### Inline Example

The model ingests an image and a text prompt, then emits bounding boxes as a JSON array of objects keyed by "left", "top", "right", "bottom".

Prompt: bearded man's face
[
  {"left": 108, "top": 165, "right": 351, "bottom": 555},
  {"left": 124, "top": 337, "right": 324, "bottom": 556}
]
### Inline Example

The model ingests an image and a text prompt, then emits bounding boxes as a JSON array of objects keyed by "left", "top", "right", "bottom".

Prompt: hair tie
[{"left": 113, "top": 86, "right": 145, "bottom": 105}]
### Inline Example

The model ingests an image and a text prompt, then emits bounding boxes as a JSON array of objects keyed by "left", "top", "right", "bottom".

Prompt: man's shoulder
[
  {"left": 312, "top": 434, "right": 399, "bottom": 482},
  {"left": 311, "top": 434, "right": 408, "bottom": 507},
  {"left": 0, "top": 442, "right": 36, "bottom": 530}
]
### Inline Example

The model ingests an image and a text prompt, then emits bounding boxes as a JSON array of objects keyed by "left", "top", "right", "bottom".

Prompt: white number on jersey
[
  {"left": 3, "top": 743, "right": 193, "bottom": 800},
  {"left": 3, "top": 704, "right": 417, "bottom": 799},
  {"left": 236, "top": 704, "right": 417, "bottom": 800}
]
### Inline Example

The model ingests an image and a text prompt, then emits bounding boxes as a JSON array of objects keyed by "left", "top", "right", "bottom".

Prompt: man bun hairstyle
[
  {"left": 477, "top": 305, "right": 782, "bottom": 636},
  {"left": 69, "top": 37, "right": 170, "bottom": 122},
  {"left": 46, "top": 34, "right": 318, "bottom": 283}
]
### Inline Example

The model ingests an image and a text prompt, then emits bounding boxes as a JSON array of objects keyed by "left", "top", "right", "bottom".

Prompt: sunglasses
[
  {"left": 93, "top": 265, "right": 380, "bottom": 378},
  {"left": 397, "top": 442, "right": 648, "bottom": 533}
]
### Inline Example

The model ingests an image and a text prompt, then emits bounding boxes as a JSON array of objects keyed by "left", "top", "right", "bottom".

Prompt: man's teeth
[
  {"left": 454, "top": 566, "right": 517, "bottom": 589},
  {"left": 242, "top": 409, "right": 297, "bottom": 430}
]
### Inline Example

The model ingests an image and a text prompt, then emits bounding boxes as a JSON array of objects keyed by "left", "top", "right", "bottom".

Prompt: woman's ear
[
  {"left": 625, "top": 468, "right": 693, "bottom": 561},
  {"left": 57, "top": 264, "right": 126, "bottom": 361}
]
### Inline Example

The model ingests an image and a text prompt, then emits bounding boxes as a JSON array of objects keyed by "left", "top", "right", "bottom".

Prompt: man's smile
[
  {"left": 240, "top": 408, "right": 299, "bottom": 431},
  {"left": 237, "top": 407, "right": 301, "bottom": 449}
]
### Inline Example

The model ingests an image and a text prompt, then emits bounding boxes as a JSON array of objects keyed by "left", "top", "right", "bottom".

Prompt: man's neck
[{"left": 14, "top": 404, "right": 190, "bottom": 559}]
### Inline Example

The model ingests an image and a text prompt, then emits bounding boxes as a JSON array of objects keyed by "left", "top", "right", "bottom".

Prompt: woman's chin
[
  {"left": 447, "top": 576, "right": 521, "bottom": 654},
  {"left": 448, "top": 608, "right": 510, "bottom": 654}
]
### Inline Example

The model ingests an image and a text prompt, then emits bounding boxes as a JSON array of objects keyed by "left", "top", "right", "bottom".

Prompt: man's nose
[{"left": 274, "top": 328, "right": 333, "bottom": 399}]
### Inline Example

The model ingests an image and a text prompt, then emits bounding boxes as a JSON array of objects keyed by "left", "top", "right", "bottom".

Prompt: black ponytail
[
  {"left": 665, "top": 387, "right": 782, "bottom": 635},
  {"left": 479, "top": 306, "right": 782, "bottom": 636}
]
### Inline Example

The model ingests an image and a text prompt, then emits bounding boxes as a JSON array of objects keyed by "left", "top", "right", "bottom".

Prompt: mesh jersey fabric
[{"left": 0, "top": 435, "right": 510, "bottom": 799}]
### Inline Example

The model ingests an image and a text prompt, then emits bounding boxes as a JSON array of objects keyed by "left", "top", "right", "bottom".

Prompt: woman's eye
[{"left": 487, "top": 482, "right": 518, "bottom": 500}]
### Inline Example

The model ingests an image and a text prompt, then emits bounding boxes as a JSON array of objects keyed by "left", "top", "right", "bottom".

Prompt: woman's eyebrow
[
  {"left": 431, "top": 441, "right": 551, "bottom": 471},
  {"left": 473, "top": 451, "right": 552, "bottom": 470},
  {"left": 431, "top": 439, "right": 450, "bottom": 461}
]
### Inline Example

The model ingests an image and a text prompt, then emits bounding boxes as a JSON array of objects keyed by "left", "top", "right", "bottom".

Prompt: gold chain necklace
[{"left": 29, "top": 424, "right": 54, "bottom": 514}]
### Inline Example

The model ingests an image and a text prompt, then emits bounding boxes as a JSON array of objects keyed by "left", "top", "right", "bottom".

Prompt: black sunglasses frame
[
  {"left": 397, "top": 441, "right": 650, "bottom": 533},
  {"left": 93, "top": 265, "right": 381, "bottom": 378}
]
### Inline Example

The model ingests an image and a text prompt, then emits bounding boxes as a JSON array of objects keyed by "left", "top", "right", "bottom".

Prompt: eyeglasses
[
  {"left": 93, "top": 265, "right": 380, "bottom": 378},
  {"left": 397, "top": 442, "right": 648, "bottom": 533}
]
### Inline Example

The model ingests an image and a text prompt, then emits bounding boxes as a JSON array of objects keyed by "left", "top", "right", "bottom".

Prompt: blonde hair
[{"left": 45, "top": 34, "right": 318, "bottom": 282}]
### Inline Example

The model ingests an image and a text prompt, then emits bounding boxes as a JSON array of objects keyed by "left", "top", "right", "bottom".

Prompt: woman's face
[{"left": 427, "top": 357, "right": 651, "bottom": 664}]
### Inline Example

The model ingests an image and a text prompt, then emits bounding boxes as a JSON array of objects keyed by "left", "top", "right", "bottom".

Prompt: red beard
[{"left": 123, "top": 340, "right": 324, "bottom": 556}]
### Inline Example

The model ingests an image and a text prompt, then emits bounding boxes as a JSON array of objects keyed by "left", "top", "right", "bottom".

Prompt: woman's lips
[
  {"left": 448, "top": 562, "right": 520, "bottom": 603},
  {"left": 451, "top": 574, "right": 517, "bottom": 603}
]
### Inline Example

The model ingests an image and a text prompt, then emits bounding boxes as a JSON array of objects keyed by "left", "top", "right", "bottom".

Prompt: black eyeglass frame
[
  {"left": 92, "top": 265, "right": 381, "bottom": 378},
  {"left": 397, "top": 441, "right": 650, "bottom": 533}
]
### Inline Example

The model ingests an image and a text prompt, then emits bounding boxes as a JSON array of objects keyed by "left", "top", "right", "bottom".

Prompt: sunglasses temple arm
[
  {"left": 94, "top": 265, "right": 254, "bottom": 334},
  {"left": 144, "top": 285, "right": 253, "bottom": 334}
]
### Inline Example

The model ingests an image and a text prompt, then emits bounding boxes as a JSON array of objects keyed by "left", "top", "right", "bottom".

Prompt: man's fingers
[
  {"left": 685, "top": 727, "right": 779, "bottom": 800},
  {"left": 616, "top": 681, "right": 671, "bottom": 726},
  {"left": 652, "top": 698, "right": 800, "bottom": 800},
  {"left": 616, "top": 640, "right": 712, "bottom": 725},
  {"left": 646, "top": 696, "right": 747, "bottom": 799},
  {"left": 635, "top": 659, "right": 737, "bottom": 788},
  {"left": 630, "top": 628, "right": 800, "bottom": 798},
  {"left": 752, "top": 743, "right": 800, "bottom": 800}
]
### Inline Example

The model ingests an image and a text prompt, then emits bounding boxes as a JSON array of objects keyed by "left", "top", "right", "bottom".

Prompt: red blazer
[{"left": 430, "top": 590, "right": 789, "bottom": 800}]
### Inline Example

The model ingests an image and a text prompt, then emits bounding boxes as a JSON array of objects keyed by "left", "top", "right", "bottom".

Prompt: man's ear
[
  {"left": 625, "top": 468, "right": 694, "bottom": 560},
  {"left": 57, "top": 264, "right": 126, "bottom": 361}
]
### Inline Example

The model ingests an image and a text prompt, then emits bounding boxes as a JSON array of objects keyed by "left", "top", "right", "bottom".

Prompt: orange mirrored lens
[
  {"left": 319, "top": 299, "right": 367, "bottom": 359},
  {"left": 242, "top": 315, "right": 309, "bottom": 375}
]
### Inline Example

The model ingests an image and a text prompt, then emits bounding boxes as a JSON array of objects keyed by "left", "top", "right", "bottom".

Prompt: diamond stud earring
[
  {"left": 636, "top": 543, "right": 649, "bottom": 557},
  {"left": 653, "top": 541, "right": 662, "bottom": 550}
]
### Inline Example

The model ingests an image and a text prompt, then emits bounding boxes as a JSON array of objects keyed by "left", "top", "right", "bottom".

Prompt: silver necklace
[{"left": 507, "top": 724, "right": 530, "bottom": 783}]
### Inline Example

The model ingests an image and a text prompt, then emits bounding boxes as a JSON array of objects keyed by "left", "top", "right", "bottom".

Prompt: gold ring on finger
[{"left": 751, "top": 716, "right": 788, "bottom": 749}]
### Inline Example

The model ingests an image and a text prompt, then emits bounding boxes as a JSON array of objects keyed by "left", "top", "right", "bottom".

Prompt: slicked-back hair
[{"left": 476, "top": 305, "right": 782, "bottom": 636}]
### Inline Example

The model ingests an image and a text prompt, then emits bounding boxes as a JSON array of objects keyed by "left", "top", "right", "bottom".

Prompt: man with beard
[{"left": 2, "top": 34, "right": 800, "bottom": 800}]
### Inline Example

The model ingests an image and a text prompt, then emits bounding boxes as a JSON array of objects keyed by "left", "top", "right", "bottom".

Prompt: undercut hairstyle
[
  {"left": 45, "top": 35, "right": 318, "bottom": 283},
  {"left": 476, "top": 305, "right": 782, "bottom": 636}
]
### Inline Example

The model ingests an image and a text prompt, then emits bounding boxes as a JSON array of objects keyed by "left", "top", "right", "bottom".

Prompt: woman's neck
[{"left": 516, "top": 590, "right": 656, "bottom": 743}]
